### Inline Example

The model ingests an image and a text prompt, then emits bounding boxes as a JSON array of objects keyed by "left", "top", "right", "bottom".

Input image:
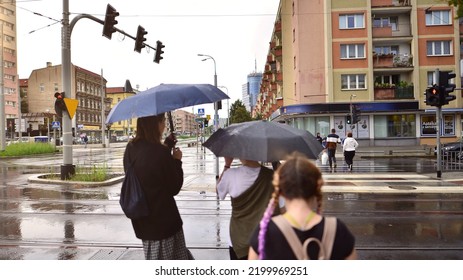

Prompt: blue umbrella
[{"left": 106, "top": 83, "right": 229, "bottom": 124}]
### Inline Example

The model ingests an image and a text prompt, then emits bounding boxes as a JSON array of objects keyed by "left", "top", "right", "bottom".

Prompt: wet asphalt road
[{"left": 0, "top": 141, "right": 462, "bottom": 260}]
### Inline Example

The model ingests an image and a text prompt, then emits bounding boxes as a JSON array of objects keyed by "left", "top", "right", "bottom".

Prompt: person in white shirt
[{"left": 342, "top": 132, "right": 358, "bottom": 171}]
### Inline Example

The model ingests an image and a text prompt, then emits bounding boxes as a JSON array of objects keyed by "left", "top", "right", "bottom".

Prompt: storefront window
[
  {"left": 292, "top": 116, "right": 330, "bottom": 138},
  {"left": 421, "top": 114, "right": 455, "bottom": 136},
  {"left": 374, "top": 114, "right": 416, "bottom": 138}
]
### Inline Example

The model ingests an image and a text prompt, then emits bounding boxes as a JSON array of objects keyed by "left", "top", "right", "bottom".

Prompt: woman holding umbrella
[{"left": 123, "top": 113, "right": 193, "bottom": 260}]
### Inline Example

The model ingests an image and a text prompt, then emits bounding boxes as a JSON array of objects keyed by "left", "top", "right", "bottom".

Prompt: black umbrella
[{"left": 203, "top": 120, "right": 323, "bottom": 162}]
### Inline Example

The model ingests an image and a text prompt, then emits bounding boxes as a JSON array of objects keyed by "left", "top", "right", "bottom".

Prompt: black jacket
[{"left": 123, "top": 140, "right": 184, "bottom": 240}]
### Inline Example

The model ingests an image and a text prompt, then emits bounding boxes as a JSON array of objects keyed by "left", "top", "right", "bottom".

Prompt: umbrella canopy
[
  {"left": 106, "top": 83, "right": 229, "bottom": 124},
  {"left": 203, "top": 120, "right": 323, "bottom": 162}
]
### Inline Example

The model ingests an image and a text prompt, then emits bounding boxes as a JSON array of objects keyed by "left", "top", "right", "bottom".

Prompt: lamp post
[
  {"left": 218, "top": 86, "right": 229, "bottom": 126},
  {"left": 46, "top": 109, "right": 50, "bottom": 142},
  {"left": 198, "top": 53, "right": 220, "bottom": 181}
]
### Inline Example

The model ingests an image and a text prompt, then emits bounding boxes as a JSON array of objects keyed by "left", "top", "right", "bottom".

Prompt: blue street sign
[
  {"left": 51, "top": 121, "right": 60, "bottom": 129},
  {"left": 198, "top": 108, "right": 205, "bottom": 116}
]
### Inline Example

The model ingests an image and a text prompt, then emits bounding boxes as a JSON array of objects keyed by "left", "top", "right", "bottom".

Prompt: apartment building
[
  {"left": 257, "top": 0, "right": 462, "bottom": 146},
  {"left": 25, "top": 62, "right": 112, "bottom": 140},
  {"left": 106, "top": 81, "right": 137, "bottom": 137},
  {"left": 172, "top": 109, "right": 197, "bottom": 135},
  {"left": 1, "top": 3, "right": 19, "bottom": 120}
]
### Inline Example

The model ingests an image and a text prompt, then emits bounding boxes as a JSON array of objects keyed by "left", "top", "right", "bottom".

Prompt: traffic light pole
[{"left": 435, "top": 69, "right": 442, "bottom": 179}]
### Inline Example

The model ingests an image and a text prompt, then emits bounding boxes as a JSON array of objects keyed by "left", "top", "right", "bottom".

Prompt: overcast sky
[{"left": 16, "top": 0, "right": 279, "bottom": 117}]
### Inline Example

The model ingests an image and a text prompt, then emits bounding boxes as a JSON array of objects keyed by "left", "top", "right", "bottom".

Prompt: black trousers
[{"left": 344, "top": 150, "right": 355, "bottom": 165}]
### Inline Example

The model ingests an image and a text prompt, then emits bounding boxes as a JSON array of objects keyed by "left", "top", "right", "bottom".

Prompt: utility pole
[
  {"left": 0, "top": 23, "right": 5, "bottom": 151},
  {"left": 435, "top": 69, "right": 442, "bottom": 179}
]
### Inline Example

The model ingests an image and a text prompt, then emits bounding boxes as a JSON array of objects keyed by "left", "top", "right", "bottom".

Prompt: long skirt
[{"left": 142, "top": 229, "right": 194, "bottom": 260}]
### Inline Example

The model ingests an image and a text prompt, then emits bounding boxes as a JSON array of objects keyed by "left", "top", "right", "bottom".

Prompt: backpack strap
[
  {"left": 273, "top": 215, "right": 338, "bottom": 260},
  {"left": 272, "top": 215, "right": 305, "bottom": 260},
  {"left": 321, "top": 217, "right": 337, "bottom": 260}
]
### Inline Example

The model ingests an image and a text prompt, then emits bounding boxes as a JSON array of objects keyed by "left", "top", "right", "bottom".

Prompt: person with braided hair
[{"left": 248, "top": 153, "right": 357, "bottom": 260}]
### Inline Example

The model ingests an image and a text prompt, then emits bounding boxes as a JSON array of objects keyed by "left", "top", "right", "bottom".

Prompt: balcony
[
  {"left": 374, "top": 85, "right": 414, "bottom": 100},
  {"left": 372, "top": 0, "right": 410, "bottom": 8},
  {"left": 373, "top": 53, "right": 413, "bottom": 68}
]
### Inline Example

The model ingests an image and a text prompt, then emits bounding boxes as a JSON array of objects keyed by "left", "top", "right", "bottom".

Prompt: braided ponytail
[{"left": 258, "top": 185, "right": 280, "bottom": 260}]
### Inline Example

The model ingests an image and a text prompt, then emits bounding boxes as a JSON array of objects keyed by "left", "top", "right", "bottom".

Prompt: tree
[
  {"left": 229, "top": 100, "right": 252, "bottom": 124},
  {"left": 448, "top": 0, "right": 463, "bottom": 18}
]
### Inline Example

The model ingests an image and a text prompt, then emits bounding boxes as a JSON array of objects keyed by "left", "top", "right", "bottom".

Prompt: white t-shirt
[{"left": 217, "top": 165, "right": 260, "bottom": 200}]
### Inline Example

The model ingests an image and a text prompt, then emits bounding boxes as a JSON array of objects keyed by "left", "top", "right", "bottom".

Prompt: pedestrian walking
[
  {"left": 316, "top": 132, "right": 323, "bottom": 145},
  {"left": 83, "top": 135, "right": 88, "bottom": 148},
  {"left": 248, "top": 153, "right": 357, "bottom": 260},
  {"left": 343, "top": 132, "right": 358, "bottom": 171},
  {"left": 325, "top": 128, "right": 341, "bottom": 170},
  {"left": 217, "top": 157, "right": 280, "bottom": 260},
  {"left": 123, "top": 113, "right": 194, "bottom": 260}
]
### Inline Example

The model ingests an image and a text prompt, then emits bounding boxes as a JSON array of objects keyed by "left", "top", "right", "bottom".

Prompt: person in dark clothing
[
  {"left": 325, "top": 128, "right": 341, "bottom": 170},
  {"left": 316, "top": 132, "right": 323, "bottom": 145},
  {"left": 123, "top": 113, "right": 193, "bottom": 260},
  {"left": 248, "top": 153, "right": 357, "bottom": 260}
]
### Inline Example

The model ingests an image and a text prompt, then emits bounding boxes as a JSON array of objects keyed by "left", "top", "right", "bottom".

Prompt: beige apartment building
[
  {"left": 172, "top": 109, "right": 197, "bottom": 135},
  {"left": 25, "top": 62, "right": 111, "bottom": 141},
  {"left": 257, "top": 0, "right": 462, "bottom": 146},
  {"left": 1, "top": 3, "right": 19, "bottom": 120},
  {"left": 106, "top": 83, "right": 136, "bottom": 137}
]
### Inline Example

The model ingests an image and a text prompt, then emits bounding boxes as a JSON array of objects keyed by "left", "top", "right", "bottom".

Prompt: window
[
  {"left": 426, "top": 10, "right": 451, "bottom": 26},
  {"left": 54, "top": 83, "right": 59, "bottom": 92},
  {"left": 39, "top": 83, "right": 45, "bottom": 93},
  {"left": 427, "top": 70, "right": 453, "bottom": 86},
  {"left": 427, "top": 41, "right": 452, "bottom": 56},
  {"left": 341, "top": 74, "right": 366, "bottom": 90},
  {"left": 373, "top": 16, "right": 398, "bottom": 31},
  {"left": 374, "top": 114, "right": 416, "bottom": 138},
  {"left": 339, "top": 14, "right": 364, "bottom": 29},
  {"left": 341, "top": 44, "right": 365, "bottom": 59},
  {"left": 374, "top": 45, "right": 399, "bottom": 55},
  {"left": 375, "top": 75, "right": 400, "bottom": 86}
]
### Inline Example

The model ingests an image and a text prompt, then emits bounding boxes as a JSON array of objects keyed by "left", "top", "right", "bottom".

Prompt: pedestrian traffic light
[
  {"left": 134, "top": 25, "right": 147, "bottom": 53},
  {"left": 102, "top": 4, "right": 119, "bottom": 39},
  {"left": 204, "top": 119, "right": 209, "bottom": 127},
  {"left": 352, "top": 105, "right": 361, "bottom": 124},
  {"left": 439, "top": 71, "right": 457, "bottom": 105},
  {"left": 54, "top": 92, "right": 67, "bottom": 117},
  {"left": 346, "top": 114, "right": 352, "bottom": 124},
  {"left": 425, "top": 85, "right": 441, "bottom": 107},
  {"left": 154, "top": 40, "right": 165, "bottom": 63}
]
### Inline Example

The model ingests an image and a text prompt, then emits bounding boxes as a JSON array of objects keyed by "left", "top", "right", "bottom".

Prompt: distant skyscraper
[
  {"left": 241, "top": 83, "right": 250, "bottom": 112},
  {"left": 247, "top": 72, "right": 263, "bottom": 112}
]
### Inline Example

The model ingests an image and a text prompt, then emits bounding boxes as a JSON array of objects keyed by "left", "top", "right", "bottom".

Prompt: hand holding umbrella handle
[{"left": 164, "top": 133, "right": 177, "bottom": 149}]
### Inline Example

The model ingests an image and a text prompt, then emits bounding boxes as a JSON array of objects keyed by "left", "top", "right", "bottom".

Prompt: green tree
[
  {"left": 448, "top": 0, "right": 463, "bottom": 18},
  {"left": 229, "top": 100, "right": 252, "bottom": 124}
]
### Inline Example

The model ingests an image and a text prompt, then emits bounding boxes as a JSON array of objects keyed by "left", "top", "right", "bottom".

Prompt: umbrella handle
[{"left": 167, "top": 111, "right": 175, "bottom": 134}]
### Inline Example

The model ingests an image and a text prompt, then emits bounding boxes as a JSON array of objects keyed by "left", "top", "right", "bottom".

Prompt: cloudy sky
[{"left": 16, "top": 0, "right": 279, "bottom": 117}]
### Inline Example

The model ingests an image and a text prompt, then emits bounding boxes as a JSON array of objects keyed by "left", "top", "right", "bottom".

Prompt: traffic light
[
  {"left": 54, "top": 92, "right": 66, "bottom": 117},
  {"left": 204, "top": 119, "right": 209, "bottom": 127},
  {"left": 134, "top": 26, "right": 147, "bottom": 53},
  {"left": 425, "top": 85, "right": 441, "bottom": 107},
  {"left": 346, "top": 114, "right": 352, "bottom": 124},
  {"left": 439, "top": 71, "right": 457, "bottom": 105},
  {"left": 352, "top": 105, "right": 361, "bottom": 124},
  {"left": 154, "top": 40, "right": 165, "bottom": 63},
  {"left": 102, "top": 4, "right": 119, "bottom": 39}
]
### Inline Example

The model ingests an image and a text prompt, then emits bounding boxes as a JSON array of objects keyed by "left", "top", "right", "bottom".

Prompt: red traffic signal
[{"left": 54, "top": 92, "right": 66, "bottom": 117}]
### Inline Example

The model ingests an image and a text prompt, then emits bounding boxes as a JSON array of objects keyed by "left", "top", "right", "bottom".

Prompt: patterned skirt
[{"left": 142, "top": 229, "right": 194, "bottom": 260}]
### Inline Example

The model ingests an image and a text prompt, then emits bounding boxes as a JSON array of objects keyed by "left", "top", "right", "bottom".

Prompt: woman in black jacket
[{"left": 123, "top": 113, "right": 193, "bottom": 260}]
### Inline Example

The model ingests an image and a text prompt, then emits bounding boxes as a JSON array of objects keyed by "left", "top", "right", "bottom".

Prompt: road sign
[
  {"left": 63, "top": 98, "right": 79, "bottom": 119},
  {"left": 52, "top": 121, "right": 60, "bottom": 129},
  {"left": 198, "top": 108, "right": 205, "bottom": 116}
]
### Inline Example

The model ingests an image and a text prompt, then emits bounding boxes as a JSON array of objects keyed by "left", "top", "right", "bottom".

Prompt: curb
[{"left": 28, "top": 173, "right": 125, "bottom": 187}]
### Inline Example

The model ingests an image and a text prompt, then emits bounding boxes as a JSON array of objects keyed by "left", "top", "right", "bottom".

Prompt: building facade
[
  {"left": 25, "top": 62, "right": 111, "bottom": 141},
  {"left": 172, "top": 109, "right": 197, "bottom": 135},
  {"left": 106, "top": 85, "right": 136, "bottom": 137},
  {"left": 1, "top": 3, "right": 19, "bottom": 120},
  {"left": 256, "top": 0, "right": 462, "bottom": 146}
]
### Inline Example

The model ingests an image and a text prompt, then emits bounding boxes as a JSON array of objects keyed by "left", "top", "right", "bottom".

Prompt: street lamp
[
  {"left": 46, "top": 109, "right": 50, "bottom": 142},
  {"left": 198, "top": 53, "right": 220, "bottom": 181},
  {"left": 218, "top": 86, "right": 229, "bottom": 126}
]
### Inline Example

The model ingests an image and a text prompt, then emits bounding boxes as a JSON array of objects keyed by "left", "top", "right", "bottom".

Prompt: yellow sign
[
  {"left": 206, "top": 114, "right": 211, "bottom": 120},
  {"left": 63, "top": 98, "right": 79, "bottom": 119}
]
